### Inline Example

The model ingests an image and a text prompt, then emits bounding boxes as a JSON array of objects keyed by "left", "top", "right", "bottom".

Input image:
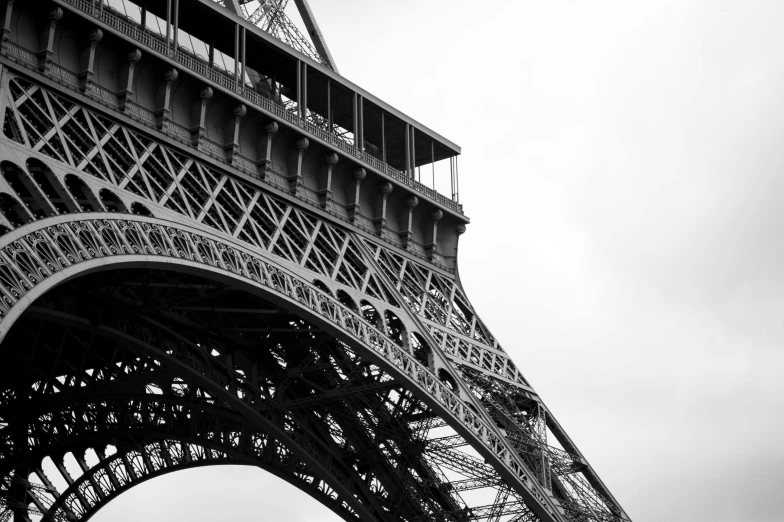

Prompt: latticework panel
[
  {"left": 1, "top": 77, "right": 397, "bottom": 305},
  {"left": 0, "top": 267, "right": 544, "bottom": 522},
  {"left": 0, "top": 51, "right": 628, "bottom": 522}
]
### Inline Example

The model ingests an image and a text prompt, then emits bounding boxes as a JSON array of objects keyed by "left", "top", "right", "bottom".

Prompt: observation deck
[{"left": 56, "top": 0, "right": 464, "bottom": 216}]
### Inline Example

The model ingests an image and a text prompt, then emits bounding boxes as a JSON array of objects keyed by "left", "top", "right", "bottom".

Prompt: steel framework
[{"left": 0, "top": 1, "right": 631, "bottom": 521}]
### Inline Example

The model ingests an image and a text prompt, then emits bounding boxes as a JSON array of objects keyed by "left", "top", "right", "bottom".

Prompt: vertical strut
[{"left": 291, "top": 0, "right": 339, "bottom": 72}]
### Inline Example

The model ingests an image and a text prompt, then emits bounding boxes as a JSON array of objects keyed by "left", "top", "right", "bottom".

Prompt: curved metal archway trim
[
  {"left": 12, "top": 391, "right": 361, "bottom": 522},
  {"left": 0, "top": 212, "right": 565, "bottom": 521}
]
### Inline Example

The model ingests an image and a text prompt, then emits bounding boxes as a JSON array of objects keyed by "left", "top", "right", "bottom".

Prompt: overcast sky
[{"left": 94, "top": 1, "right": 784, "bottom": 521}]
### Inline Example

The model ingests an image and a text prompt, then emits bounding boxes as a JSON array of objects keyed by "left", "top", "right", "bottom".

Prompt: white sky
[{"left": 94, "top": 1, "right": 784, "bottom": 521}]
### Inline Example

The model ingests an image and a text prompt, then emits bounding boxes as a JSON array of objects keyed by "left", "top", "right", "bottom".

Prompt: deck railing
[{"left": 64, "top": 0, "right": 464, "bottom": 214}]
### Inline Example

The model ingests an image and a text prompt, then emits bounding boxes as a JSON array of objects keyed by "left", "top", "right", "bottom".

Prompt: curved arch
[
  {"left": 410, "top": 332, "right": 432, "bottom": 367},
  {"left": 64, "top": 174, "right": 104, "bottom": 212},
  {"left": 438, "top": 368, "right": 458, "bottom": 392},
  {"left": 1, "top": 160, "right": 55, "bottom": 219},
  {"left": 130, "top": 201, "right": 153, "bottom": 216},
  {"left": 12, "top": 395, "right": 360, "bottom": 522},
  {"left": 49, "top": 456, "right": 249, "bottom": 522},
  {"left": 98, "top": 189, "right": 128, "bottom": 213},
  {"left": 383, "top": 310, "right": 405, "bottom": 347},
  {"left": 26, "top": 158, "right": 79, "bottom": 214},
  {"left": 312, "top": 278, "right": 333, "bottom": 296},
  {"left": 0, "top": 213, "right": 562, "bottom": 521},
  {"left": 359, "top": 300, "right": 379, "bottom": 328},
  {"left": 336, "top": 290, "right": 358, "bottom": 313},
  {"left": 0, "top": 191, "right": 33, "bottom": 226},
  {"left": 1, "top": 307, "right": 377, "bottom": 521}
]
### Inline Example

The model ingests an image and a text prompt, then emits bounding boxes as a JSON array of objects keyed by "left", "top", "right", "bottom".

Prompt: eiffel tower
[{"left": 0, "top": 1, "right": 631, "bottom": 521}]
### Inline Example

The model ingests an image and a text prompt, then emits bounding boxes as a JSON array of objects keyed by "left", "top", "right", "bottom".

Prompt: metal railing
[{"left": 64, "top": 0, "right": 464, "bottom": 214}]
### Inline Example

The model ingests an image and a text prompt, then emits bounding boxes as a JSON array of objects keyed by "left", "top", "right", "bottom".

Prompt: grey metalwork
[
  {"left": 219, "top": 0, "right": 338, "bottom": 71},
  {"left": 0, "top": 1, "right": 631, "bottom": 521}
]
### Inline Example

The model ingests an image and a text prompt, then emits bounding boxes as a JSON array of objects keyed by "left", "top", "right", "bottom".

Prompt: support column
[
  {"left": 190, "top": 85, "right": 213, "bottom": 147},
  {"left": 240, "top": 26, "right": 246, "bottom": 90},
  {"left": 225, "top": 103, "right": 247, "bottom": 164},
  {"left": 78, "top": 28, "right": 103, "bottom": 93},
  {"left": 256, "top": 120, "right": 279, "bottom": 178},
  {"left": 353, "top": 92, "right": 359, "bottom": 150},
  {"left": 451, "top": 156, "right": 460, "bottom": 202},
  {"left": 357, "top": 95, "right": 364, "bottom": 151},
  {"left": 347, "top": 167, "right": 366, "bottom": 223},
  {"left": 172, "top": 0, "right": 180, "bottom": 55},
  {"left": 373, "top": 182, "right": 393, "bottom": 236},
  {"left": 301, "top": 61, "right": 308, "bottom": 122},
  {"left": 165, "top": 0, "right": 172, "bottom": 55},
  {"left": 399, "top": 195, "right": 418, "bottom": 249},
  {"left": 287, "top": 136, "right": 309, "bottom": 195},
  {"left": 317, "top": 152, "right": 338, "bottom": 209},
  {"left": 9, "top": 418, "right": 31, "bottom": 522},
  {"left": 118, "top": 49, "right": 142, "bottom": 112},
  {"left": 327, "top": 80, "right": 332, "bottom": 132},
  {"left": 37, "top": 7, "right": 63, "bottom": 73},
  {"left": 381, "top": 111, "right": 386, "bottom": 163},
  {"left": 296, "top": 60, "right": 302, "bottom": 121},
  {"left": 1, "top": 0, "right": 15, "bottom": 50},
  {"left": 425, "top": 208, "right": 442, "bottom": 261},
  {"left": 234, "top": 24, "right": 240, "bottom": 87},
  {"left": 154, "top": 67, "right": 178, "bottom": 130},
  {"left": 404, "top": 122, "right": 411, "bottom": 178},
  {"left": 410, "top": 126, "right": 417, "bottom": 179},
  {"left": 430, "top": 141, "right": 435, "bottom": 189}
]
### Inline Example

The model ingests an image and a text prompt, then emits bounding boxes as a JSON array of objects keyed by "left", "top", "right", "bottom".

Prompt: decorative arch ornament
[
  {"left": 0, "top": 14, "right": 630, "bottom": 516},
  {"left": 0, "top": 213, "right": 564, "bottom": 522}
]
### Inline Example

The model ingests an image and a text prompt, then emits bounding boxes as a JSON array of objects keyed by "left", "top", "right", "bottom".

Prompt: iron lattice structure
[
  {"left": 0, "top": 1, "right": 630, "bottom": 521},
  {"left": 213, "top": 0, "right": 336, "bottom": 71}
]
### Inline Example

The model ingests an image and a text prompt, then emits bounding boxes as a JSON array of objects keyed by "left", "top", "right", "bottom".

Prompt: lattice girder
[
  {"left": 1, "top": 72, "right": 529, "bottom": 396},
  {"left": 0, "top": 2, "right": 631, "bottom": 521},
  {"left": 0, "top": 272, "right": 474, "bottom": 521},
  {"left": 0, "top": 209, "right": 622, "bottom": 522}
]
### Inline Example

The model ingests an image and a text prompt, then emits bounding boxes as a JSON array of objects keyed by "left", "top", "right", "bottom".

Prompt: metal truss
[
  {"left": 0, "top": 213, "right": 543, "bottom": 521},
  {"left": 0, "top": 76, "right": 532, "bottom": 394},
  {"left": 0, "top": 35, "right": 630, "bottom": 522},
  {"left": 215, "top": 0, "right": 337, "bottom": 70},
  {"left": 0, "top": 269, "right": 470, "bottom": 521}
]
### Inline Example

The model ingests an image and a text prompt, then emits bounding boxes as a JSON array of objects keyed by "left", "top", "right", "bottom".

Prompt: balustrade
[{"left": 58, "top": 0, "right": 463, "bottom": 214}]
